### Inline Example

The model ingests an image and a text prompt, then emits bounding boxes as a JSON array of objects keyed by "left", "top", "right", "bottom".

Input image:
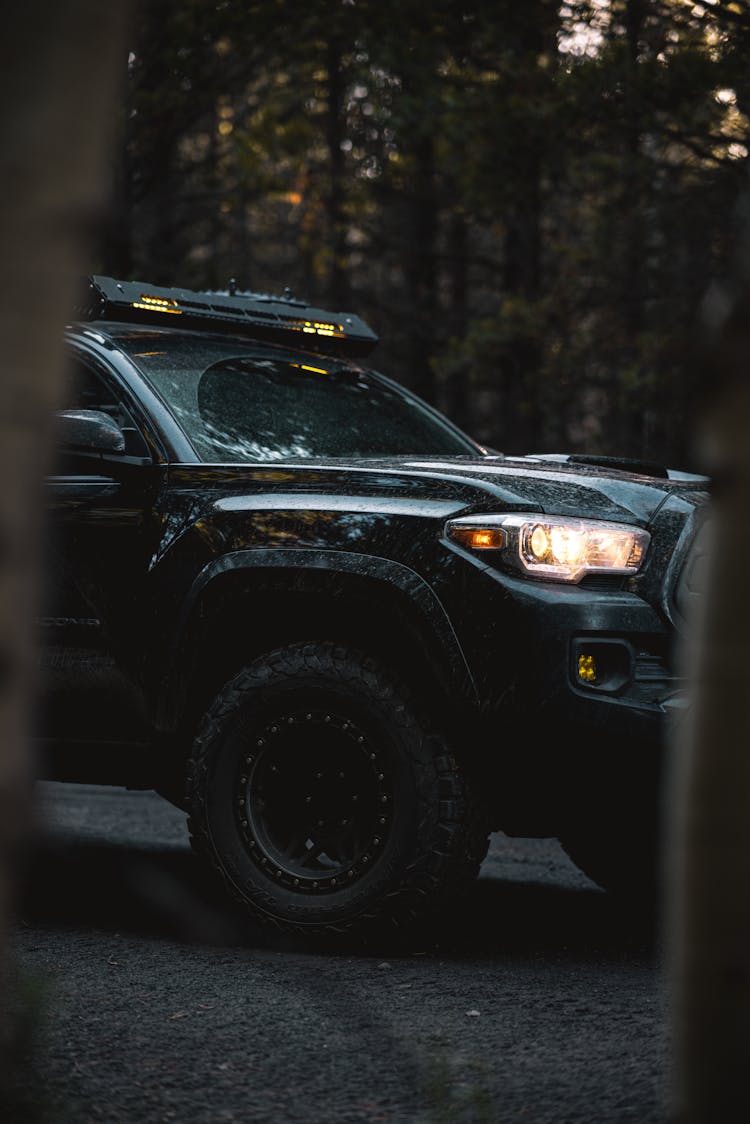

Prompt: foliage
[{"left": 102, "top": 0, "right": 750, "bottom": 468}]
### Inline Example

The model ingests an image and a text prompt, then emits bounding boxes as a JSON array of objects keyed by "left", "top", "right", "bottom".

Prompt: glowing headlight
[{"left": 445, "top": 513, "right": 650, "bottom": 583}]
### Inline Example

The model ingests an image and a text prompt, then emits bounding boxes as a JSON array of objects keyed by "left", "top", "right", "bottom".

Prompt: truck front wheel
[{"left": 185, "top": 642, "right": 488, "bottom": 939}]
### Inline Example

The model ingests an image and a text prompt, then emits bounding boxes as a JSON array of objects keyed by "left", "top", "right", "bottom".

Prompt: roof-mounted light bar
[{"left": 76, "top": 276, "right": 379, "bottom": 357}]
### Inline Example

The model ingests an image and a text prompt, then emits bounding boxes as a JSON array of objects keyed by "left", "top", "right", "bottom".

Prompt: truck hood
[
  {"left": 181, "top": 452, "right": 711, "bottom": 528},
  {"left": 274, "top": 452, "right": 708, "bottom": 524}
]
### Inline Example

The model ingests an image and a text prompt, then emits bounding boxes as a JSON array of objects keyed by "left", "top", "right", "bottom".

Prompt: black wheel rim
[{"left": 235, "top": 709, "right": 393, "bottom": 894}]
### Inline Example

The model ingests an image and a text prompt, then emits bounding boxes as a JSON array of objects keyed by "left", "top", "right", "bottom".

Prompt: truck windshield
[{"left": 117, "top": 329, "right": 481, "bottom": 462}]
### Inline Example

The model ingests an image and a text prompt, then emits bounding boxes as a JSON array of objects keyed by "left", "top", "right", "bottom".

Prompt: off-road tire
[{"left": 185, "top": 642, "right": 489, "bottom": 938}]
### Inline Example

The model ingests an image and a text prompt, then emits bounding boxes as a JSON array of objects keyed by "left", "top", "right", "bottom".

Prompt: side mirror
[{"left": 55, "top": 409, "right": 126, "bottom": 454}]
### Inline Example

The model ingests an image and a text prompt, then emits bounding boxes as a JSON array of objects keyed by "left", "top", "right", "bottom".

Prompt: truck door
[{"left": 36, "top": 352, "right": 162, "bottom": 769}]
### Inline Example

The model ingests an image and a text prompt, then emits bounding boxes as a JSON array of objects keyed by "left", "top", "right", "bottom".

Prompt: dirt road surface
[{"left": 5, "top": 783, "right": 669, "bottom": 1123}]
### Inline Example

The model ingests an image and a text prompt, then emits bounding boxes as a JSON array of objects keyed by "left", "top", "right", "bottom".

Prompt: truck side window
[{"left": 60, "top": 358, "right": 150, "bottom": 459}]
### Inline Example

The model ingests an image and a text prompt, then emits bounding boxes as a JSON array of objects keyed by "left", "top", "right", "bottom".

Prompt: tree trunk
[
  {"left": 623, "top": 0, "right": 646, "bottom": 339},
  {"left": 502, "top": 160, "right": 542, "bottom": 453},
  {"left": 611, "top": 0, "right": 649, "bottom": 456},
  {"left": 0, "top": 1, "right": 130, "bottom": 1102},
  {"left": 666, "top": 279, "right": 750, "bottom": 1121},
  {"left": 441, "top": 210, "right": 469, "bottom": 426},
  {"left": 403, "top": 132, "right": 438, "bottom": 403},
  {"left": 325, "top": 36, "right": 350, "bottom": 309},
  {"left": 498, "top": 0, "right": 556, "bottom": 454}
]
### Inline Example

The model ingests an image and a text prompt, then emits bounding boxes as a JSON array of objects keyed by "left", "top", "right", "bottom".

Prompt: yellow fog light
[{"left": 577, "top": 654, "right": 597, "bottom": 683}]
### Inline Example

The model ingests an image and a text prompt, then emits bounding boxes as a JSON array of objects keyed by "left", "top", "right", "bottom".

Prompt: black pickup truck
[{"left": 37, "top": 275, "right": 710, "bottom": 936}]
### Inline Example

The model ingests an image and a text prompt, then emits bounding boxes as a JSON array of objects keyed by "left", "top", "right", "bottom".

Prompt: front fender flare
[{"left": 162, "top": 547, "right": 477, "bottom": 722}]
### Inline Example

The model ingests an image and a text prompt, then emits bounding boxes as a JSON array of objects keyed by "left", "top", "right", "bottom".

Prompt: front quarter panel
[{"left": 140, "top": 465, "right": 481, "bottom": 722}]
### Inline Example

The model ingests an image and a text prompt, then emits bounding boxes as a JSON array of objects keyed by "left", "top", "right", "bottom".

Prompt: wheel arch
[{"left": 158, "top": 549, "right": 478, "bottom": 740}]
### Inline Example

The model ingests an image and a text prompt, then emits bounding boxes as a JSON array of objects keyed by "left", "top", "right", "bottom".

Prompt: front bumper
[{"left": 433, "top": 555, "right": 682, "bottom": 833}]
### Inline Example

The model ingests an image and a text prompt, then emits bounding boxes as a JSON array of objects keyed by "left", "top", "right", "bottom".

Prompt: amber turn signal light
[{"left": 447, "top": 526, "right": 506, "bottom": 550}]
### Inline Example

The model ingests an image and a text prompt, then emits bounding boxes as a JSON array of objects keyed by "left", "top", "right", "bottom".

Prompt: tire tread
[{"left": 185, "top": 641, "right": 489, "bottom": 938}]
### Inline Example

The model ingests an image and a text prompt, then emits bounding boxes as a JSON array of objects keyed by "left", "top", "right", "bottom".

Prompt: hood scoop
[{"left": 546, "top": 453, "right": 669, "bottom": 479}]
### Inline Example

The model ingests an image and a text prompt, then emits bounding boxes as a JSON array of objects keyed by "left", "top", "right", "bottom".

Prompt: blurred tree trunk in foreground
[
  {"left": 0, "top": 1, "right": 130, "bottom": 1106},
  {"left": 666, "top": 265, "right": 750, "bottom": 1120}
]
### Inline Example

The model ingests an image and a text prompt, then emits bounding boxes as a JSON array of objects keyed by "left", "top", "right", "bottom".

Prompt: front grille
[{"left": 631, "top": 648, "right": 678, "bottom": 705}]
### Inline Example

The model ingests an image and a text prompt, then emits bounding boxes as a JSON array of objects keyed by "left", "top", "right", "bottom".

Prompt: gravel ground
[{"left": 4, "top": 783, "right": 670, "bottom": 1124}]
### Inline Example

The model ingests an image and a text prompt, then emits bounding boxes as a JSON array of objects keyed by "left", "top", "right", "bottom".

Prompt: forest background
[
  {"left": 0, "top": 6, "right": 748, "bottom": 1117},
  {"left": 99, "top": 0, "right": 750, "bottom": 471}
]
